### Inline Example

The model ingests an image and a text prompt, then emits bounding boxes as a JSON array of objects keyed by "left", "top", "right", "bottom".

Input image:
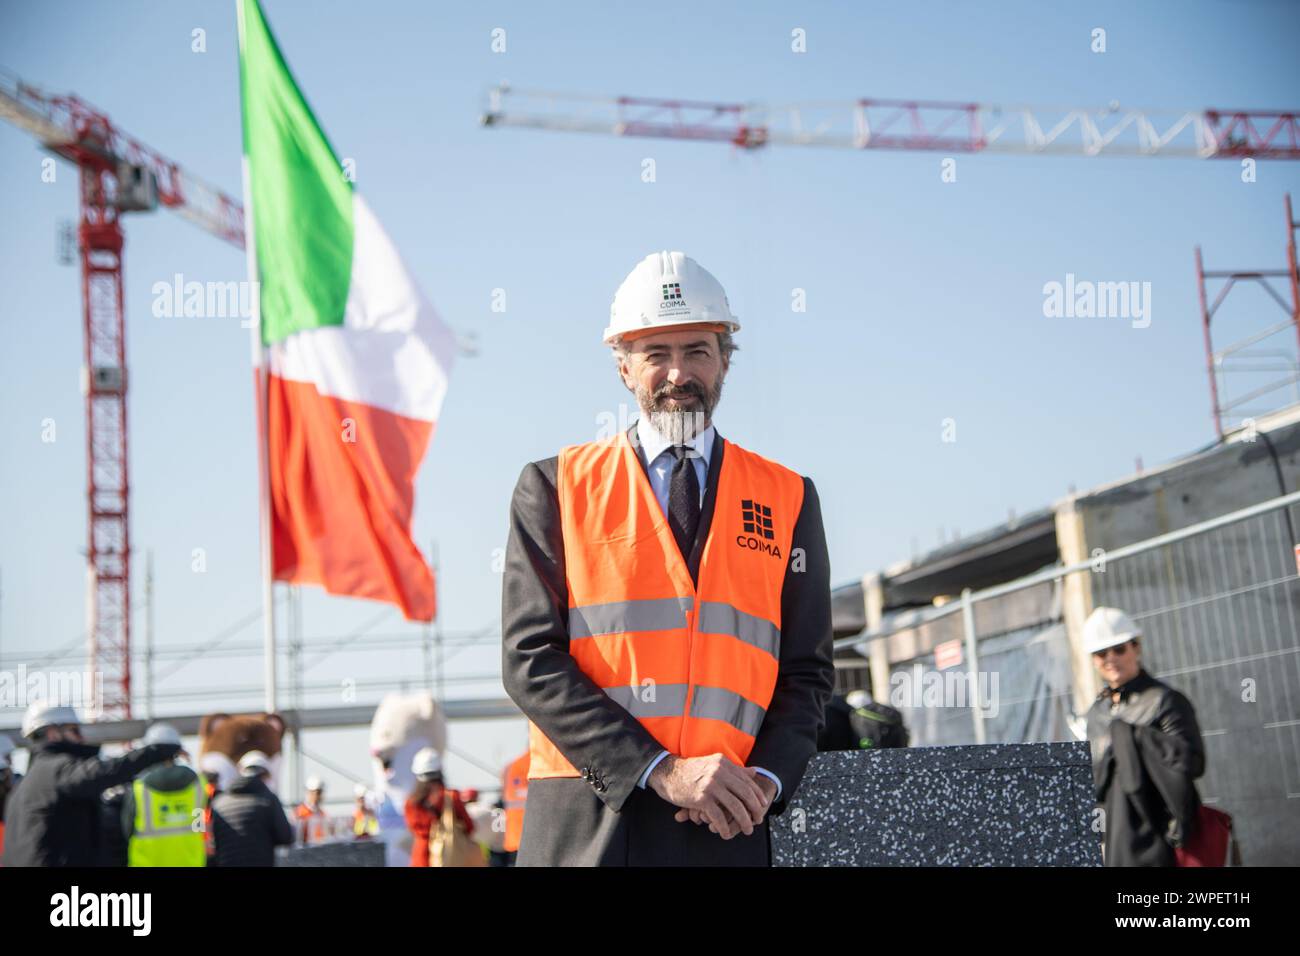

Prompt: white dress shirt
[{"left": 630, "top": 416, "right": 784, "bottom": 801}]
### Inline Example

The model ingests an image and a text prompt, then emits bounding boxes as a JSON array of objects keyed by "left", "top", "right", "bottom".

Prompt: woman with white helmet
[
  {"left": 403, "top": 747, "right": 476, "bottom": 866},
  {"left": 1083, "top": 607, "right": 1209, "bottom": 866}
]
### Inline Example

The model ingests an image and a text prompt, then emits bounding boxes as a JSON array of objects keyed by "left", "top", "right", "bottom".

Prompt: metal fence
[{"left": 836, "top": 489, "right": 1300, "bottom": 865}]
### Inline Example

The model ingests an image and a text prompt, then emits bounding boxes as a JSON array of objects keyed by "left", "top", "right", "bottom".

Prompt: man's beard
[{"left": 636, "top": 376, "right": 725, "bottom": 445}]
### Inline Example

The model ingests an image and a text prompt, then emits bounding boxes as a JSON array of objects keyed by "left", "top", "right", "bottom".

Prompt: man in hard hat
[
  {"left": 1083, "top": 606, "right": 1206, "bottom": 866},
  {"left": 295, "top": 775, "right": 329, "bottom": 844},
  {"left": 209, "top": 750, "right": 294, "bottom": 867},
  {"left": 502, "top": 250, "right": 834, "bottom": 866},
  {"left": 351, "top": 784, "right": 379, "bottom": 838},
  {"left": 117, "top": 723, "right": 207, "bottom": 866},
  {"left": 1, "top": 701, "right": 181, "bottom": 867}
]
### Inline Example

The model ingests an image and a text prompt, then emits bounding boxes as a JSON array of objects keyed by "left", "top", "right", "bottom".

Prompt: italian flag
[{"left": 237, "top": 0, "right": 454, "bottom": 621}]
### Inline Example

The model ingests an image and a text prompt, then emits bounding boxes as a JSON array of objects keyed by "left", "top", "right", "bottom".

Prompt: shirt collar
[
  {"left": 1098, "top": 668, "right": 1154, "bottom": 701},
  {"left": 634, "top": 416, "right": 715, "bottom": 470}
]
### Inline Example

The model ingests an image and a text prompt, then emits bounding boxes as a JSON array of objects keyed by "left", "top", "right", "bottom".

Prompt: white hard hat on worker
[
  {"left": 1082, "top": 606, "right": 1143, "bottom": 655},
  {"left": 142, "top": 722, "right": 183, "bottom": 748},
  {"left": 411, "top": 747, "right": 443, "bottom": 779},
  {"left": 604, "top": 251, "right": 740, "bottom": 346},
  {"left": 21, "top": 701, "right": 82, "bottom": 740}
]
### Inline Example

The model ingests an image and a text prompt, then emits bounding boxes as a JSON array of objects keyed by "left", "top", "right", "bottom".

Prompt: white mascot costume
[{"left": 368, "top": 692, "right": 446, "bottom": 867}]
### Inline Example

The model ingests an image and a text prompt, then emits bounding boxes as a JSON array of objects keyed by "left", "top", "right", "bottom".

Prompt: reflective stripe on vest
[
  {"left": 529, "top": 430, "right": 804, "bottom": 778},
  {"left": 570, "top": 598, "right": 780, "bottom": 659},
  {"left": 129, "top": 776, "right": 207, "bottom": 867}
]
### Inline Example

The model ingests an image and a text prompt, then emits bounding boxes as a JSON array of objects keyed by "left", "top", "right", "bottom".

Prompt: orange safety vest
[
  {"left": 296, "top": 803, "right": 329, "bottom": 843},
  {"left": 529, "top": 430, "right": 804, "bottom": 778},
  {"left": 502, "top": 751, "right": 530, "bottom": 852},
  {"left": 202, "top": 782, "right": 217, "bottom": 858}
]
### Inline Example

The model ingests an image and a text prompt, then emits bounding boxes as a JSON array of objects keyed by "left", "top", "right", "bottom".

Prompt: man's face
[
  {"left": 617, "top": 327, "right": 728, "bottom": 443},
  {"left": 45, "top": 724, "right": 83, "bottom": 744}
]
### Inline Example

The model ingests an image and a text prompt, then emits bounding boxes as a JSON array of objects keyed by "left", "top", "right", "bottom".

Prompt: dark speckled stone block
[
  {"left": 277, "top": 840, "right": 387, "bottom": 867},
  {"left": 770, "top": 743, "right": 1102, "bottom": 866}
]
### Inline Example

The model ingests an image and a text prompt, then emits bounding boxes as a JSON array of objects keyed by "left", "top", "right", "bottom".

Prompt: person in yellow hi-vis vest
[
  {"left": 122, "top": 723, "right": 207, "bottom": 867},
  {"left": 352, "top": 784, "right": 379, "bottom": 838}
]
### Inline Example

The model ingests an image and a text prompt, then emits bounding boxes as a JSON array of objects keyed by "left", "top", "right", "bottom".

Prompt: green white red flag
[{"left": 237, "top": 0, "right": 454, "bottom": 621}]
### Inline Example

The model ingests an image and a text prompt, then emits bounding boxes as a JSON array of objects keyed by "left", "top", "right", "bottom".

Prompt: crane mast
[{"left": 2, "top": 69, "right": 244, "bottom": 719}]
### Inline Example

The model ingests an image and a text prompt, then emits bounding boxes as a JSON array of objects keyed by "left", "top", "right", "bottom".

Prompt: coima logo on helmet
[
  {"left": 659, "top": 281, "right": 688, "bottom": 313},
  {"left": 736, "top": 498, "right": 781, "bottom": 557}
]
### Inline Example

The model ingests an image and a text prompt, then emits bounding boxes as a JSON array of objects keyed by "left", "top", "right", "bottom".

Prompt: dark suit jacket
[{"left": 501, "top": 420, "right": 834, "bottom": 866}]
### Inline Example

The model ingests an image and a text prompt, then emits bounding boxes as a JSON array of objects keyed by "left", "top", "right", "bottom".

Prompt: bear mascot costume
[
  {"left": 198, "top": 712, "right": 287, "bottom": 792},
  {"left": 368, "top": 692, "right": 446, "bottom": 867}
]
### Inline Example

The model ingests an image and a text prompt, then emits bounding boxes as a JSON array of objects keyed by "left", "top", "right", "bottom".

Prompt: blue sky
[{"left": 2, "top": 0, "right": 1298, "bottom": 798}]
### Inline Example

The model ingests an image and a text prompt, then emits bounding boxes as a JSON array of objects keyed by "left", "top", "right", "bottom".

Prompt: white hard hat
[
  {"left": 239, "top": 750, "right": 272, "bottom": 775},
  {"left": 411, "top": 747, "right": 443, "bottom": 778},
  {"left": 604, "top": 251, "right": 740, "bottom": 345},
  {"left": 21, "top": 701, "right": 81, "bottom": 739},
  {"left": 305, "top": 775, "right": 324, "bottom": 791},
  {"left": 845, "top": 689, "right": 872, "bottom": 710},
  {"left": 1083, "top": 606, "right": 1143, "bottom": 655},
  {"left": 142, "top": 723, "right": 182, "bottom": 748},
  {"left": 353, "top": 783, "right": 368, "bottom": 799}
]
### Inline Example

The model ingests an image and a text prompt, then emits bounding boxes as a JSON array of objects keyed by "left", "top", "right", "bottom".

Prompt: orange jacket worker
[
  {"left": 501, "top": 750, "right": 529, "bottom": 855},
  {"left": 502, "top": 251, "right": 835, "bottom": 866}
]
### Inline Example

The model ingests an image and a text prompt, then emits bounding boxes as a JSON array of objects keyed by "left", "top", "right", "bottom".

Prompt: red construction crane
[
  {"left": 482, "top": 85, "right": 1300, "bottom": 159},
  {"left": 1196, "top": 194, "right": 1300, "bottom": 439},
  {"left": 0, "top": 68, "right": 244, "bottom": 720}
]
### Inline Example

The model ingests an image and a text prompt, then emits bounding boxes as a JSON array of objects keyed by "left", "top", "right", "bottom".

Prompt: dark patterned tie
[{"left": 667, "top": 444, "right": 701, "bottom": 559}]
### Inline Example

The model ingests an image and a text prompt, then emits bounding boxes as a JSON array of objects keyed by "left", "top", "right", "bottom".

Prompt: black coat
[
  {"left": 502, "top": 421, "right": 835, "bottom": 866},
  {"left": 209, "top": 774, "right": 293, "bottom": 867},
  {"left": 1, "top": 740, "right": 180, "bottom": 867},
  {"left": 98, "top": 785, "right": 130, "bottom": 867},
  {"left": 1086, "top": 669, "right": 1205, "bottom": 866}
]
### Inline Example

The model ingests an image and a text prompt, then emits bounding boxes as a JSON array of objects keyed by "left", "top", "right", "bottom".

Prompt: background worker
[
  {"left": 295, "top": 776, "right": 328, "bottom": 844},
  {"left": 0, "top": 736, "right": 16, "bottom": 861},
  {"left": 404, "top": 747, "right": 474, "bottom": 866},
  {"left": 501, "top": 749, "right": 529, "bottom": 864},
  {"left": 121, "top": 722, "right": 207, "bottom": 867},
  {"left": 2, "top": 701, "right": 180, "bottom": 867},
  {"left": 352, "top": 783, "right": 379, "bottom": 838},
  {"left": 1084, "top": 606, "right": 1207, "bottom": 866},
  {"left": 502, "top": 251, "right": 835, "bottom": 866},
  {"left": 199, "top": 753, "right": 224, "bottom": 863},
  {"left": 209, "top": 750, "right": 294, "bottom": 867}
]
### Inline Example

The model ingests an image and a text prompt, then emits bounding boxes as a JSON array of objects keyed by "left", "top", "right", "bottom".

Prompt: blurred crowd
[{"left": 0, "top": 701, "right": 525, "bottom": 868}]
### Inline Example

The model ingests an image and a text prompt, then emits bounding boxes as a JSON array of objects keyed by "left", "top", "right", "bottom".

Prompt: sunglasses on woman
[{"left": 1092, "top": 641, "right": 1132, "bottom": 659}]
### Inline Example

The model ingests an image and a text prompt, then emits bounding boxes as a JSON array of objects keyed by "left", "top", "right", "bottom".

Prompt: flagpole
[{"left": 237, "top": 0, "right": 277, "bottom": 714}]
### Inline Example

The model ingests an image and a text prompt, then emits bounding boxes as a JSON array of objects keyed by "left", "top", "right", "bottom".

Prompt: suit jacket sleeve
[
  {"left": 746, "top": 477, "right": 836, "bottom": 817},
  {"left": 501, "top": 459, "right": 667, "bottom": 813}
]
